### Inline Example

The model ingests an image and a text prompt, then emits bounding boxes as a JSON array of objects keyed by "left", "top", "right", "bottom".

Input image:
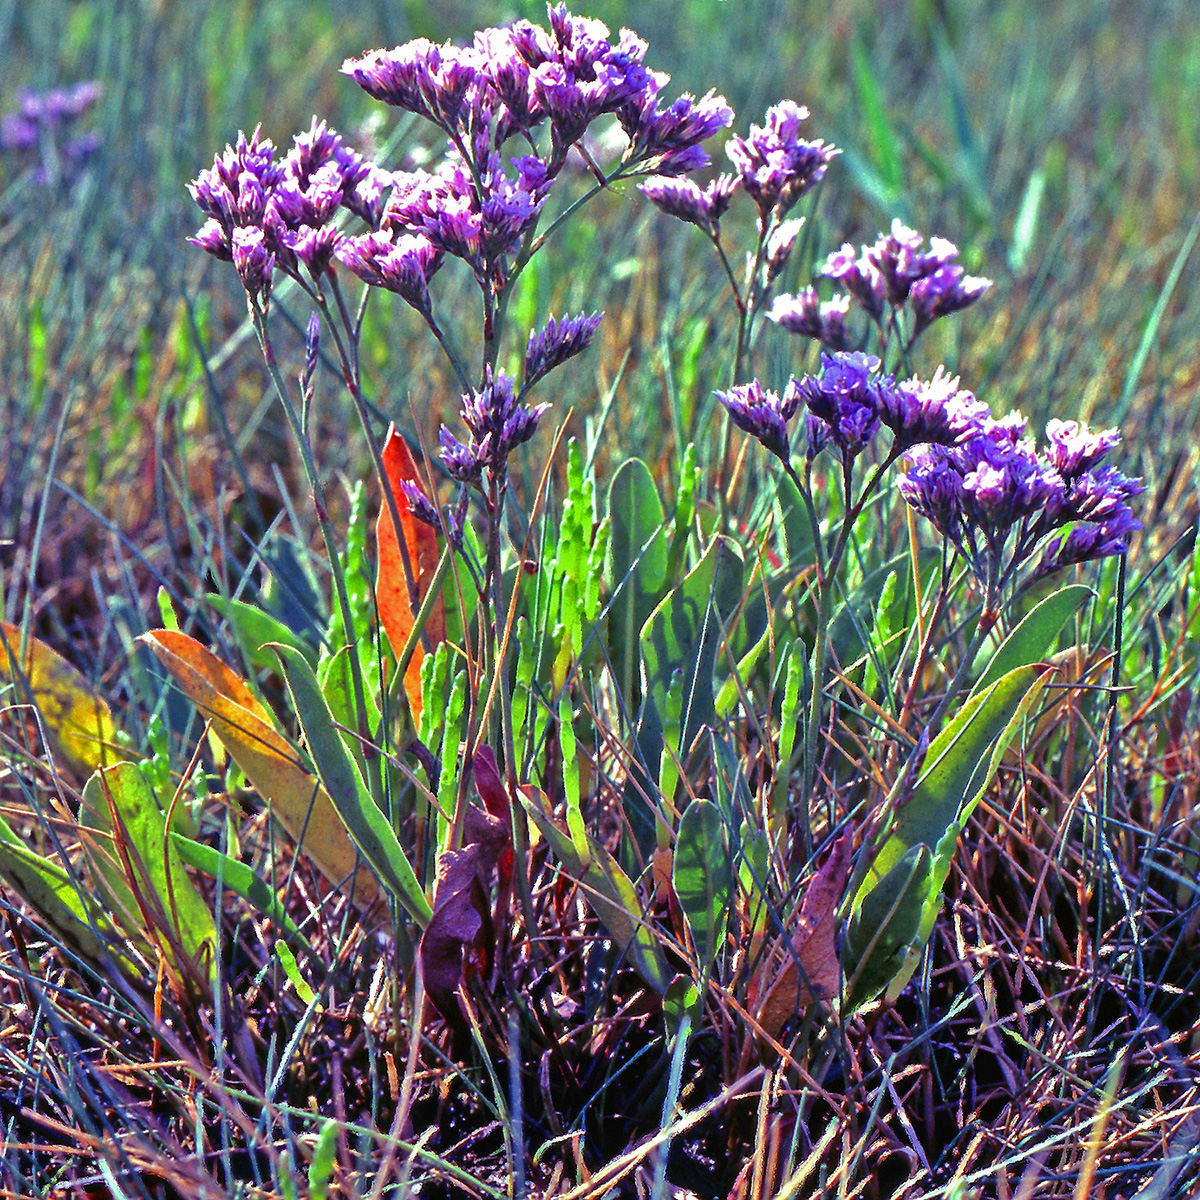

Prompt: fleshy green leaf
[
  {"left": 79, "top": 762, "right": 216, "bottom": 972},
  {"left": 973, "top": 584, "right": 1091, "bottom": 692},
  {"left": 842, "top": 844, "right": 931, "bottom": 1014},
  {"left": 141, "top": 629, "right": 382, "bottom": 910},
  {"left": 0, "top": 813, "right": 127, "bottom": 968},
  {"left": 673, "top": 799, "right": 730, "bottom": 973},
  {"left": 171, "top": 832, "right": 320, "bottom": 966},
  {"left": 272, "top": 643, "right": 431, "bottom": 925}
]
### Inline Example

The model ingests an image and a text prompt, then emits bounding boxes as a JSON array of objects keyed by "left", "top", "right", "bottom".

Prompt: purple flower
[
  {"left": 623, "top": 89, "right": 734, "bottom": 175},
  {"left": 398, "top": 479, "right": 442, "bottom": 528},
  {"left": 910, "top": 263, "right": 991, "bottom": 335},
  {"left": 286, "top": 224, "right": 342, "bottom": 275},
  {"left": 714, "top": 379, "right": 801, "bottom": 463},
  {"left": 899, "top": 411, "right": 1143, "bottom": 597},
  {"left": 342, "top": 40, "right": 484, "bottom": 132},
  {"left": 1044, "top": 419, "right": 1122, "bottom": 479},
  {"left": 231, "top": 226, "right": 275, "bottom": 300},
  {"left": 879, "top": 368, "right": 990, "bottom": 452},
  {"left": 335, "top": 230, "right": 443, "bottom": 315},
  {"left": 864, "top": 220, "right": 958, "bottom": 306},
  {"left": 765, "top": 218, "right": 804, "bottom": 282},
  {"left": 1033, "top": 508, "right": 1142, "bottom": 579},
  {"left": 440, "top": 426, "right": 488, "bottom": 485},
  {"left": 821, "top": 242, "right": 886, "bottom": 321},
  {"left": 725, "top": 101, "right": 839, "bottom": 219},
  {"left": 768, "top": 289, "right": 852, "bottom": 350},
  {"left": 524, "top": 311, "right": 603, "bottom": 389},
  {"left": 189, "top": 127, "right": 286, "bottom": 262},
  {"left": 795, "top": 352, "right": 888, "bottom": 460},
  {"left": 443, "top": 368, "right": 552, "bottom": 481},
  {"left": 638, "top": 174, "right": 735, "bottom": 235}
]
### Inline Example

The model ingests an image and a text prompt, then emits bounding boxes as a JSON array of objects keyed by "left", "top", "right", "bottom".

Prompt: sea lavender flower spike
[
  {"left": 623, "top": 90, "right": 735, "bottom": 175},
  {"left": 796, "top": 352, "right": 888, "bottom": 460},
  {"left": 335, "top": 230, "right": 444, "bottom": 316},
  {"left": 910, "top": 263, "right": 991, "bottom": 335},
  {"left": 821, "top": 243, "right": 886, "bottom": 321},
  {"left": 342, "top": 40, "right": 483, "bottom": 132},
  {"left": 878, "top": 367, "right": 991, "bottom": 452},
  {"left": 726, "top": 100, "right": 839, "bottom": 219},
  {"left": 714, "top": 379, "right": 801, "bottom": 464},
  {"left": 899, "top": 412, "right": 1144, "bottom": 602},
  {"left": 460, "top": 368, "right": 551, "bottom": 463},
  {"left": 768, "top": 289, "right": 852, "bottom": 350},
  {"left": 524, "top": 312, "right": 603, "bottom": 389}
]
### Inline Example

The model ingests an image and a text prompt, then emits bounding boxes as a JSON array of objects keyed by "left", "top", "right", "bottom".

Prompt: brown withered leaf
[
  {"left": 418, "top": 749, "right": 512, "bottom": 1023},
  {"left": 751, "top": 830, "right": 851, "bottom": 1038}
]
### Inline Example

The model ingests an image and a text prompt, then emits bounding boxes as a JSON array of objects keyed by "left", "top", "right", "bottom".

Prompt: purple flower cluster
[
  {"left": 192, "top": 6, "right": 733, "bottom": 312},
  {"left": 722, "top": 352, "right": 1142, "bottom": 594},
  {"left": 898, "top": 413, "right": 1143, "bottom": 595},
  {"left": 435, "top": 311, "right": 599, "bottom": 483},
  {"left": 639, "top": 99, "right": 837, "bottom": 248},
  {"left": 189, "top": 121, "right": 393, "bottom": 300},
  {"left": 1, "top": 82, "right": 102, "bottom": 187},
  {"left": 725, "top": 101, "right": 839, "bottom": 220},
  {"left": 439, "top": 368, "right": 552, "bottom": 485},
  {"left": 714, "top": 379, "right": 803, "bottom": 462},
  {"left": 340, "top": 4, "right": 732, "bottom": 253},
  {"left": 770, "top": 219, "right": 991, "bottom": 351},
  {"left": 717, "top": 351, "right": 987, "bottom": 474}
]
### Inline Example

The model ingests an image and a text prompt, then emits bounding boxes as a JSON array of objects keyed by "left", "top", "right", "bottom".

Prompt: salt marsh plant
[{"left": 0, "top": 5, "right": 1157, "bottom": 1196}]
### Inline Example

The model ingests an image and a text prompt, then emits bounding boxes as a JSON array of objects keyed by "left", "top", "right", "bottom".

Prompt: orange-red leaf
[
  {"left": 376, "top": 426, "right": 445, "bottom": 721},
  {"left": 140, "top": 629, "right": 380, "bottom": 910}
]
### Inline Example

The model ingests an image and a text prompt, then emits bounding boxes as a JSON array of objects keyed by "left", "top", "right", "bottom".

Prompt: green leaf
[
  {"left": 206, "top": 594, "right": 318, "bottom": 672},
  {"left": 171, "top": 832, "right": 320, "bottom": 966},
  {"left": 1008, "top": 167, "right": 1046, "bottom": 273},
  {"left": 520, "top": 785, "right": 671, "bottom": 994},
  {"left": 308, "top": 1118, "right": 339, "bottom": 1200},
  {"left": 627, "top": 536, "right": 743, "bottom": 849},
  {"left": 973, "top": 584, "right": 1090, "bottom": 693},
  {"left": 844, "top": 665, "right": 1051, "bottom": 1011},
  {"left": 276, "top": 940, "right": 317, "bottom": 1006},
  {"left": 673, "top": 799, "right": 730, "bottom": 972},
  {"left": 79, "top": 762, "right": 216, "bottom": 968},
  {"left": 605, "top": 458, "right": 670, "bottom": 707},
  {"left": 0, "top": 812, "right": 126, "bottom": 967},
  {"left": 842, "top": 844, "right": 931, "bottom": 1015},
  {"left": 857, "top": 665, "right": 1049, "bottom": 897},
  {"left": 272, "top": 644, "right": 432, "bottom": 926}
]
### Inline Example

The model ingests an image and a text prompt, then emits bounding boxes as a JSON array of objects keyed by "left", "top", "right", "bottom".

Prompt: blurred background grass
[{"left": 1, "top": 0, "right": 1197, "bottom": 660}]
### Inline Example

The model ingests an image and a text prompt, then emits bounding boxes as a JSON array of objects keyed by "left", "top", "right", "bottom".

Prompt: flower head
[
  {"left": 639, "top": 174, "right": 736, "bottom": 235},
  {"left": 795, "top": 352, "right": 889, "bottom": 461},
  {"left": 524, "top": 311, "right": 603, "bottom": 389},
  {"left": 768, "top": 289, "right": 851, "bottom": 350},
  {"left": 879, "top": 368, "right": 990, "bottom": 451},
  {"left": 726, "top": 101, "right": 838, "bottom": 219},
  {"left": 336, "top": 230, "right": 443, "bottom": 315},
  {"left": 714, "top": 379, "right": 801, "bottom": 463},
  {"left": 899, "top": 413, "right": 1143, "bottom": 600}
]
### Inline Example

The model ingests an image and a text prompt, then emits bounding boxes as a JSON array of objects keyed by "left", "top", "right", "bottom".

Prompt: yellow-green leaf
[
  {"left": 0, "top": 621, "right": 126, "bottom": 776},
  {"left": 80, "top": 763, "right": 216, "bottom": 974}
]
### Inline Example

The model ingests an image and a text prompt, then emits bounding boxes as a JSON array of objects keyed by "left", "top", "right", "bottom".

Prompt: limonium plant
[{"left": 178, "top": 0, "right": 1146, "bottom": 1146}]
